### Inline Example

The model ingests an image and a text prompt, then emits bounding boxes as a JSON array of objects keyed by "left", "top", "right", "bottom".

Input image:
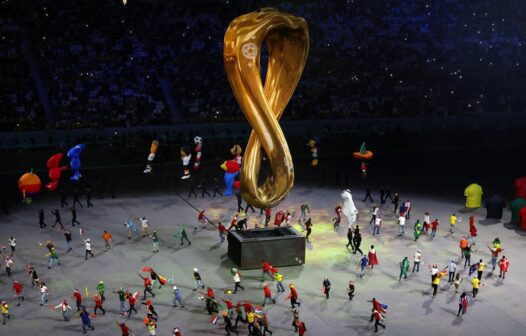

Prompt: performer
[
  {"left": 199, "top": 178, "right": 211, "bottom": 198},
  {"left": 322, "top": 276, "right": 331, "bottom": 299},
  {"left": 469, "top": 216, "right": 477, "bottom": 239},
  {"left": 333, "top": 204, "right": 342, "bottom": 229},
  {"left": 262, "top": 282, "right": 275, "bottom": 306},
  {"left": 305, "top": 218, "right": 313, "bottom": 241},
  {"left": 368, "top": 245, "right": 379, "bottom": 269},
  {"left": 143, "top": 140, "right": 159, "bottom": 174},
  {"left": 193, "top": 136, "right": 203, "bottom": 170},
  {"left": 274, "top": 210, "right": 285, "bottom": 227},
  {"left": 288, "top": 284, "right": 300, "bottom": 308},
  {"left": 457, "top": 292, "right": 469, "bottom": 316},
  {"left": 212, "top": 178, "right": 223, "bottom": 197},
  {"left": 180, "top": 145, "right": 192, "bottom": 180},
  {"left": 498, "top": 256, "right": 509, "bottom": 279},
  {"left": 299, "top": 203, "right": 310, "bottom": 225},
  {"left": 39, "top": 209, "right": 47, "bottom": 228},
  {"left": 347, "top": 279, "right": 355, "bottom": 300},
  {"left": 264, "top": 208, "right": 272, "bottom": 227}
]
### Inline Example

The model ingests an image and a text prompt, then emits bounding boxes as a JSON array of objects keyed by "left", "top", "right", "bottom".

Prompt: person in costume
[
  {"left": 79, "top": 305, "right": 94, "bottom": 333},
  {"left": 222, "top": 159, "right": 241, "bottom": 197},
  {"left": 288, "top": 284, "right": 300, "bottom": 308},
  {"left": 54, "top": 299, "right": 73, "bottom": 321},
  {"left": 347, "top": 279, "right": 355, "bottom": 300},
  {"left": 12, "top": 281, "right": 24, "bottom": 306},
  {"left": 368, "top": 246, "right": 379, "bottom": 269},
  {"left": 431, "top": 218, "right": 439, "bottom": 238},
  {"left": 261, "top": 260, "right": 276, "bottom": 281},
  {"left": 96, "top": 281, "right": 106, "bottom": 302},
  {"left": 372, "top": 214, "right": 382, "bottom": 236},
  {"left": 399, "top": 257, "right": 410, "bottom": 281},
  {"left": 304, "top": 217, "right": 313, "bottom": 241},
  {"left": 143, "top": 140, "right": 159, "bottom": 174},
  {"left": 180, "top": 145, "right": 192, "bottom": 180},
  {"left": 193, "top": 136, "right": 203, "bottom": 171},
  {"left": 357, "top": 254, "right": 369, "bottom": 278},
  {"left": 307, "top": 139, "right": 318, "bottom": 166},
  {"left": 423, "top": 211, "right": 431, "bottom": 233},
  {"left": 413, "top": 220, "right": 423, "bottom": 241},
  {"left": 93, "top": 293, "right": 105, "bottom": 316},
  {"left": 124, "top": 219, "right": 137, "bottom": 240},
  {"left": 298, "top": 203, "right": 310, "bottom": 226},
  {"left": 138, "top": 273, "right": 155, "bottom": 300},
  {"left": 262, "top": 282, "right": 275, "bottom": 306},
  {"left": 322, "top": 276, "right": 332, "bottom": 299},
  {"left": 333, "top": 204, "right": 342, "bottom": 229}
]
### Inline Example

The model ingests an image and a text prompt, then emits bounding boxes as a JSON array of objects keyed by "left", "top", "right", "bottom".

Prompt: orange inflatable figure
[
  {"left": 46, "top": 153, "right": 68, "bottom": 191},
  {"left": 18, "top": 170, "right": 42, "bottom": 203}
]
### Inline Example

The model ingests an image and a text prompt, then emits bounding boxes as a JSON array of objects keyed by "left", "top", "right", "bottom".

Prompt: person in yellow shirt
[
  {"left": 472, "top": 277, "right": 480, "bottom": 297},
  {"left": 477, "top": 259, "right": 486, "bottom": 280},
  {"left": 432, "top": 269, "right": 447, "bottom": 297},
  {"left": 1, "top": 301, "right": 9, "bottom": 325},
  {"left": 449, "top": 214, "right": 458, "bottom": 233},
  {"left": 274, "top": 272, "right": 285, "bottom": 292}
]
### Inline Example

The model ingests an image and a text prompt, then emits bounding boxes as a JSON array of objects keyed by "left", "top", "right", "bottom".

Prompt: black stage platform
[{"left": 227, "top": 227, "right": 306, "bottom": 269}]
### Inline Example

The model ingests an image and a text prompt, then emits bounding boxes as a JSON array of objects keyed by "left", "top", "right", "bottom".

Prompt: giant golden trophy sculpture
[{"left": 224, "top": 8, "right": 309, "bottom": 208}]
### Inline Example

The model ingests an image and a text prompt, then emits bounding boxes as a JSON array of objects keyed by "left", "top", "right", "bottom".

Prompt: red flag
[{"left": 141, "top": 266, "right": 153, "bottom": 272}]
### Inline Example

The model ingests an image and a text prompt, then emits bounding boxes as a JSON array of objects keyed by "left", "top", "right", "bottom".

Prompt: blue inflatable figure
[
  {"left": 221, "top": 159, "right": 240, "bottom": 196},
  {"left": 67, "top": 144, "right": 85, "bottom": 181}
]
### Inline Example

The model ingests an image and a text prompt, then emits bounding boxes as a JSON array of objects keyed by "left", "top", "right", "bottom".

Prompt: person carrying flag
[{"left": 457, "top": 292, "right": 469, "bottom": 316}]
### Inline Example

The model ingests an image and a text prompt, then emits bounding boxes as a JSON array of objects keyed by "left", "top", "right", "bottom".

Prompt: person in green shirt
[
  {"left": 151, "top": 231, "right": 159, "bottom": 253},
  {"left": 96, "top": 281, "right": 105, "bottom": 302},
  {"left": 47, "top": 247, "right": 60, "bottom": 269},
  {"left": 399, "top": 257, "right": 410, "bottom": 281},
  {"left": 113, "top": 287, "right": 127, "bottom": 313}
]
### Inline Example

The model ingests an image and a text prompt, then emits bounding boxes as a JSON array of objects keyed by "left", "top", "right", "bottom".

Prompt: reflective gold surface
[{"left": 224, "top": 8, "right": 309, "bottom": 208}]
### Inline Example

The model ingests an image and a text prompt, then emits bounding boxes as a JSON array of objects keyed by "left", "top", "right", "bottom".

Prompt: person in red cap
[
  {"left": 12, "top": 281, "right": 24, "bottom": 306},
  {"left": 289, "top": 284, "right": 300, "bottom": 308},
  {"left": 72, "top": 288, "right": 82, "bottom": 311},
  {"left": 262, "top": 283, "right": 276, "bottom": 306}
]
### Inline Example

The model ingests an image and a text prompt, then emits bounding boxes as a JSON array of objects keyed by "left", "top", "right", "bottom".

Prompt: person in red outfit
[
  {"left": 371, "top": 308, "right": 386, "bottom": 332},
  {"left": 115, "top": 321, "right": 134, "bottom": 336},
  {"left": 218, "top": 222, "right": 228, "bottom": 243},
  {"left": 261, "top": 260, "right": 274, "bottom": 281},
  {"left": 289, "top": 284, "right": 300, "bottom": 308},
  {"left": 93, "top": 294, "right": 105, "bottom": 315},
  {"left": 469, "top": 216, "right": 478, "bottom": 239},
  {"left": 296, "top": 320, "right": 307, "bottom": 335},
  {"left": 12, "top": 281, "right": 24, "bottom": 306},
  {"left": 274, "top": 210, "right": 285, "bottom": 227},
  {"left": 262, "top": 283, "right": 275, "bottom": 306},
  {"left": 519, "top": 206, "right": 526, "bottom": 230},
  {"left": 498, "top": 256, "right": 510, "bottom": 279},
  {"left": 368, "top": 246, "right": 379, "bottom": 269},
  {"left": 72, "top": 288, "right": 82, "bottom": 311}
]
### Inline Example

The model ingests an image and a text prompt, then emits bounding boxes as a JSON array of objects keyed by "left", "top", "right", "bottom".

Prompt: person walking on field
[
  {"left": 322, "top": 276, "right": 332, "bottom": 299},
  {"left": 399, "top": 257, "right": 410, "bottom": 281},
  {"left": 498, "top": 256, "right": 509, "bottom": 279},
  {"left": 413, "top": 250, "right": 422, "bottom": 273},
  {"left": 102, "top": 231, "right": 113, "bottom": 250},
  {"left": 457, "top": 292, "right": 469, "bottom": 316}
]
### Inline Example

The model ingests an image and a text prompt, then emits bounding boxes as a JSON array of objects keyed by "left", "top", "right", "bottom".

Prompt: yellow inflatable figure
[{"left": 464, "top": 183, "right": 483, "bottom": 208}]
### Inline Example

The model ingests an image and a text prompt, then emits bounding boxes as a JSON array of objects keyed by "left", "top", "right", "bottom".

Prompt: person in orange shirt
[
  {"left": 459, "top": 236, "right": 468, "bottom": 259},
  {"left": 102, "top": 230, "right": 113, "bottom": 250}
]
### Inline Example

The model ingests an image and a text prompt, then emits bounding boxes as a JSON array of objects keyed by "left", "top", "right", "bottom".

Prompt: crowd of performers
[{"left": 0, "top": 181, "right": 514, "bottom": 335}]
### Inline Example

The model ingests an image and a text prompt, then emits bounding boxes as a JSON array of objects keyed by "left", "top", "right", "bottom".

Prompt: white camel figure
[{"left": 341, "top": 189, "right": 358, "bottom": 229}]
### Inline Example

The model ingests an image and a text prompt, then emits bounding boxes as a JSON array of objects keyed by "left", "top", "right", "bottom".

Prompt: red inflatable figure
[
  {"left": 515, "top": 177, "right": 526, "bottom": 199},
  {"left": 46, "top": 153, "right": 67, "bottom": 191}
]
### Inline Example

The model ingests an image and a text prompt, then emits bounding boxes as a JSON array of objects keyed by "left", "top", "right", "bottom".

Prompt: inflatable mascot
[
  {"left": 19, "top": 169, "right": 41, "bottom": 204},
  {"left": 341, "top": 189, "right": 358, "bottom": 228},
  {"left": 67, "top": 144, "right": 85, "bottom": 181},
  {"left": 45, "top": 153, "right": 67, "bottom": 191}
]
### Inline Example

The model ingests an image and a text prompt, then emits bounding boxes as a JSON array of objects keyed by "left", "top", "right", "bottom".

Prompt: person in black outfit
[
  {"left": 71, "top": 207, "right": 80, "bottom": 226},
  {"left": 392, "top": 193, "right": 400, "bottom": 213},
  {"left": 352, "top": 227, "right": 363, "bottom": 255},
  {"left": 224, "top": 313, "right": 238, "bottom": 335},
  {"left": 199, "top": 178, "right": 212, "bottom": 198},
  {"left": 346, "top": 228, "right": 354, "bottom": 250},
  {"left": 383, "top": 186, "right": 393, "bottom": 203},
  {"left": 188, "top": 179, "right": 198, "bottom": 198},
  {"left": 212, "top": 178, "right": 223, "bottom": 197},
  {"left": 72, "top": 190, "right": 83, "bottom": 208},
  {"left": 235, "top": 190, "right": 243, "bottom": 213},
  {"left": 379, "top": 186, "right": 385, "bottom": 204},
  {"left": 51, "top": 209, "right": 64, "bottom": 229},
  {"left": 305, "top": 218, "right": 313, "bottom": 241},
  {"left": 86, "top": 188, "right": 93, "bottom": 207},
  {"left": 244, "top": 200, "right": 255, "bottom": 213},
  {"left": 362, "top": 186, "right": 373, "bottom": 202},
  {"left": 39, "top": 209, "right": 47, "bottom": 228},
  {"left": 64, "top": 229, "right": 72, "bottom": 252},
  {"left": 60, "top": 192, "right": 68, "bottom": 208}
]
